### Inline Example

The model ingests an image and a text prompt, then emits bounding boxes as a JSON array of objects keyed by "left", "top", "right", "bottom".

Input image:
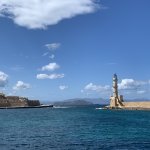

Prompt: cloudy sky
[{"left": 0, "top": 0, "right": 150, "bottom": 102}]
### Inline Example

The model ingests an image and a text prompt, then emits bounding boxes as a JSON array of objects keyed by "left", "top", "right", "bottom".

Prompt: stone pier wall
[
  {"left": 0, "top": 99, "right": 11, "bottom": 107},
  {"left": 27, "top": 100, "right": 40, "bottom": 106},
  {"left": 0, "top": 95, "right": 40, "bottom": 107},
  {"left": 122, "top": 101, "right": 150, "bottom": 109}
]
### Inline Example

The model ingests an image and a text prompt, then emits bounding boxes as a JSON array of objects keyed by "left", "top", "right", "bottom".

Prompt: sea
[{"left": 0, "top": 106, "right": 150, "bottom": 150}]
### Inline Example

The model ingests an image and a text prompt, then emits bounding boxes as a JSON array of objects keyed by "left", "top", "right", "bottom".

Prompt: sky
[{"left": 0, "top": 0, "right": 150, "bottom": 102}]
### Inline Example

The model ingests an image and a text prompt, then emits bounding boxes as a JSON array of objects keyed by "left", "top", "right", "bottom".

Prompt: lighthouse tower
[
  {"left": 110, "top": 74, "right": 123, "bottom": 108},
  {"left": 113, "top": 74, "right": 118, "bottom": 99}
]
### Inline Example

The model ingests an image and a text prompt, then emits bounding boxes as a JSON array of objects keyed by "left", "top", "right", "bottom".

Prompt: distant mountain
[
  {"left": 82, "top": 98, "right": 108, "bottom": 104},
  {"left": 53, "top": 99, "right": 93, "bottom": 106},
  {"left": 53, "top": 98, "right": 108, "bottom": 106},
  {"left": 50, "top": 98, "right": 150, "bottom": 106}
]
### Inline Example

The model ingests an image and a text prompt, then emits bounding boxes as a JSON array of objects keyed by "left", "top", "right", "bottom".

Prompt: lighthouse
[
  {"left": 110, "top": 74, "right": 123, "bottom": 108},
  {"left": 113, "top": 74, "right": 118, "bottom": 98}
]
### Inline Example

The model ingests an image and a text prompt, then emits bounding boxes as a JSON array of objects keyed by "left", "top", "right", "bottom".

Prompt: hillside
[
  {"left": 53, "top": 98, "right": 109, "bottom": 106},
  {"left": 53, "top": 99, "right": 94, "bottom": 106}
]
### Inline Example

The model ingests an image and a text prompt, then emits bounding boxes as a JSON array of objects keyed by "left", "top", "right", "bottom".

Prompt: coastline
[{"left": 0, "top": 104, "right": 53, "bottom": 109}]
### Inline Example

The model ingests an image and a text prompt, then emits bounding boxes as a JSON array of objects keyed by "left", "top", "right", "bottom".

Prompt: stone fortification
[
  {"left": 27, "top": 100, "right": 40, "bottom": 106},
  {"left": 122, "top": 102, "right": 150, "bottom": 109},
  {"left": 0, "top": 93, "right": 40, "bottom": 107},
  {"left": 109, "top": 74, "right": 124, "bottom": 108},
  {"left": 108, "top": 74, "right": 150, "bottom": 110}
]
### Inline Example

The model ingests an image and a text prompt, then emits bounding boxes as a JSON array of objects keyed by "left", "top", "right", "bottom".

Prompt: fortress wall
[
  {"left": 0, "top": 99, "right": 40, "bottom": 107},
  {"left": 0, "top": 95, "right": 6, "bottom": 99},
  {"left": 6, "top": 96, "right": 27, "bottom": 106},
  {"left": 27, "top": 100, "right": 40, "bottom": 106},
  {"left": 8, "top": 99, "right": 28, "bottom": 107},
  {"left": 122, "top": 102, "right": 150, "bottom": 108},
  {"left": 0, "top": 94, "right": 40, "bottom": 107},
  {"left": 0, "top": 99, "right": 11, "bottom": 107},
  {"left": 0, "top": 99, "right": 27, "bottom": 107},
  {"left": 7, "top": 96, "right": 19, "bottom": 100}
]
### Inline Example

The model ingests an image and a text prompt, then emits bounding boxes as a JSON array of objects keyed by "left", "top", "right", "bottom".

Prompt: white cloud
[
  {"left": 41, "top": 62, "right": 60, "bottom": 71},
  {"left": 84, "top": 83, "right": 110, "bottom": 92},
  {"left": 0, "top": 71, "right": 8, "bottom": 87},
  {"left": 118, "top": 79, "right": 147, "bottom": 90},
  {"left": 137, "top": 90, "right": 146, "bottom": 94},
  {"left": 0, "top": 0, "right": 99, "bottom": 29},
  {"left": 49, "top": 54, "right": 55, "bottom": 59},
  {"left": 37, "top": 73, "right": 64, "bottom": 79},
  {"left": 42, "top": 52, "right": 49, "bottom": 57},
  {"left": 45, "top": 43, "right": 61, "bottom": 50},
  {"left": 59, "top": 85, "right": 68, "bottom": 90},
  {"left": 13, "top": 81, "right": 30, "bottom": 90}
]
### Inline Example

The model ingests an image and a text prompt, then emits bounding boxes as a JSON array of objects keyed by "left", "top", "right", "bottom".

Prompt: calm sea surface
[{"left": 0, "top": 106, "right": 150, "bottom": 150}]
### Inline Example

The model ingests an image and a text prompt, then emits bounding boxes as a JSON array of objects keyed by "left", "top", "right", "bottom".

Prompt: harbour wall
[
  {"left": 122, "top": 101, "right": 150, "bottom": 109},
  {"left": 0, "top": 94, "right": 40, "bottom": 107}
]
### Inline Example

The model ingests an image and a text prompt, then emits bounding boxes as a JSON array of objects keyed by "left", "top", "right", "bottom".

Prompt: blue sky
[{"left": 0, "top": 0, "right": 150, "bottom": 102}]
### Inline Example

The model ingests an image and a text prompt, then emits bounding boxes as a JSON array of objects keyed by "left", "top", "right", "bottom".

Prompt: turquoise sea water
[{"left": 0, "top": 106, "right": 150, "bottom": 150}]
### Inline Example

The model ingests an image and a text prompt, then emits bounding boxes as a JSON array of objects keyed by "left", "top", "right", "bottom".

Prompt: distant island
[
  {"left": 52, "top": 97, "right": 108, "bottom": 106},
  {"left": 53, "top": 99, "right": 96, "bottom": 106}
]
